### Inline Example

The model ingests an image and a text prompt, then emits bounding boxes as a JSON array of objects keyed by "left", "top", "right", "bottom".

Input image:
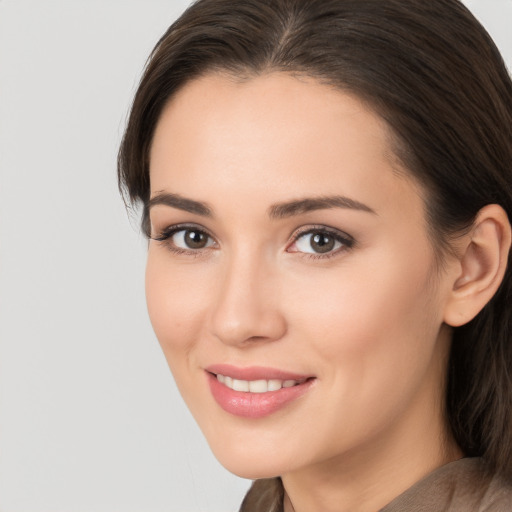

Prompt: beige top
[
  {"left": 380, "top": 457, "right": 512, "bottom": 511},
  {"left": 240, "top": 458, "right": 512, "bottom": 512}
]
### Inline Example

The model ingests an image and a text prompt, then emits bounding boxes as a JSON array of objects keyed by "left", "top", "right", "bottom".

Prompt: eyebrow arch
[
  {"left": 148, "top": 192, "right": 212, "bottom": 217},
  {"left": 268, "top": 195, "right": 376, "bottom": 219},
  {"left": 147, "top": 192, "right": 375, "bottom": 220}
]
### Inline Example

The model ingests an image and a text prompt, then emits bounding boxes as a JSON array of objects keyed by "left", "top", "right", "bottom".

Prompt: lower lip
[{"left": 207, "top": 373, "right": 314, "bottom": 419}]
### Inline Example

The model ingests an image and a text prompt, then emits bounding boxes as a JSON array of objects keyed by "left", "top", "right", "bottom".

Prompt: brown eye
[
  {"left": 156, "top": 227, "right": 215, "bottom": 251},
  {"left": 289, "top": 227, "right": 353, "bottom": 257},
  {"left": 183, "top": 229, "right": 209, "bottom": 249},
  {"left": 310, "top": 232, "right": 335, "bottom": 253}
]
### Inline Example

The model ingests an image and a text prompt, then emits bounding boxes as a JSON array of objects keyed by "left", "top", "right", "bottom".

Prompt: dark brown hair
[{"left": 118, "top": 0, "right": 512, "bottom": 508}]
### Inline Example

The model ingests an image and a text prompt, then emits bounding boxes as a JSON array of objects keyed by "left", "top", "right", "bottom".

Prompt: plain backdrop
[{"left": 0, "top": 1, "right": 510, "bottom": 511}]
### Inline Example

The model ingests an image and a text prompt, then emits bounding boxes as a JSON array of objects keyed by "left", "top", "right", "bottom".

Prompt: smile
[
  {"left": 206, "top": 365, "right": 315, "bottom": 418},
  {"left": 215, "top": 374, "right": 305, "bottom": 393}
]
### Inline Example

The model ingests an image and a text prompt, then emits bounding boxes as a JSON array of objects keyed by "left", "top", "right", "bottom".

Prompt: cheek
[
  {"left": 277, "top": 253, "right": 445, "bottom": 450},
  {"left": 286, "top": 247, "right": 442, "bottom": 380},
  {"left": 145, "top": 249, "right": 210, "bottom": 361}
]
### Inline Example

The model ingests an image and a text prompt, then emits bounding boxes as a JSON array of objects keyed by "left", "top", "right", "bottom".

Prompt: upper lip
[{"left": 205, "top": 364, "right": 313, "bottom": 381}]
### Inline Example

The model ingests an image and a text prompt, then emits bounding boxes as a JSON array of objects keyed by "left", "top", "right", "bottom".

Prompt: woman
[{"left": 118, "top": 0, "right": 512, "bottom": 510}]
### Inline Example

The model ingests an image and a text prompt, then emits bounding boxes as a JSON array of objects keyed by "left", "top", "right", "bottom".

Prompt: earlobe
[{"left": 444, "top": 204, "right": 511, "bottom": 327}]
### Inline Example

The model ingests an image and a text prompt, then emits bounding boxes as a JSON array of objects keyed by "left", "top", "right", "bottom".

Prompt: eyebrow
[
  {"left": 148, "top": 192, "right": 213, "bottom": 217},
  {"left": 268, "top": 196, "right": 376, "bottom": 219},
  {"left": 147, "top": 192, "right": 376, "bottom": 219}
]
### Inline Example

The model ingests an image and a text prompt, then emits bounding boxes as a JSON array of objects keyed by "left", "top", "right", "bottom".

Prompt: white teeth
[
  {"left": 249, "top": 380, "right": 268, "bottom": 393},
  {"left": 216, "top": 374, "right": 301, "bottom": 393},
  {"left": 232, "top": 379, "right": 249, "bottom": 392},
  {"left": 267, "top": 379, "right": 282, "bottom": 392}
]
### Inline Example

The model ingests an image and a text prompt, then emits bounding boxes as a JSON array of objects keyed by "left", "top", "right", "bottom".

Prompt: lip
[
  {"left": 205, "top": 364, "right": 315, "bottom": 419},
  {"left": 205, "top": 364, "right": 311, "bottom": 381}
]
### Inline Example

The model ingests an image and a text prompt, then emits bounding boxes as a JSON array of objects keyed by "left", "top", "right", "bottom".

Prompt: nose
[{"left": 209, "top": 252, "right": 287, "bottom": 346}]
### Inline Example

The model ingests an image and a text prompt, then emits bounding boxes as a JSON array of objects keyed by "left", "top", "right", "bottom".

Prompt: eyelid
[
  {"left": 287, "top": 225, "right": 355, "bottom": 257},
  {"left": 151, "top": 222, "right": 354, "bottom": 259},
  {"left": 151, "top": 222, "right": 212, "bottom": 240},
  {"left": 151, "top": 223, "right": 218, "bottom": 253}
]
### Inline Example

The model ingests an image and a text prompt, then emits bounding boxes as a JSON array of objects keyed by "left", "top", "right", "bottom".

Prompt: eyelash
[
  {"left": 288, "top": 225, "right": 355, "bottom": 260},
  {"left": 151, "top": 223, "right": 355, "bottom": 260},
  {"left": 151, "top": 223, "right": 216, "bottom": 257}
]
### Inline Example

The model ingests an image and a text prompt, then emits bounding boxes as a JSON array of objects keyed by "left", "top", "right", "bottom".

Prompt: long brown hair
[{"left": 118, "top": 0, "right": 512, "bottom": 508}]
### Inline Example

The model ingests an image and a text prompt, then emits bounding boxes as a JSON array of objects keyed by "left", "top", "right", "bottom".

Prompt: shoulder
[
  {"left": 447, "top": 458, "right": 512, "bottom": 512},
  {"left": 381, "top": 458, "right": 512, "bottom": 512},
  {"left": 479, "top": 470, "right": 512, "bottom": 512}
]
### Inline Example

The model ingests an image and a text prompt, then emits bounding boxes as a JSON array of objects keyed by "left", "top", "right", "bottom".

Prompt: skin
[{"left": 146, "top": 73, "right": 467, "bottom": 512}]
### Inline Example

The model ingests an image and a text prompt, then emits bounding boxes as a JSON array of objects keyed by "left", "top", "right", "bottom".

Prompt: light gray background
[{"left": 0, "top": 1, "right": 510, "bottom": 511}]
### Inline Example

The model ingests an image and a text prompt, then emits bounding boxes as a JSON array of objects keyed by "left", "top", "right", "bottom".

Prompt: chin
[
  {"left": 217, "top": 456, "right": 283, "bottom": 480},
  {"left": 206, "top": 436, "right": 293, "bottom": 480}
]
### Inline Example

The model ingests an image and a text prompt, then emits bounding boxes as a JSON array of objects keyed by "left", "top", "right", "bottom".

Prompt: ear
[{"left": 443, "top": 204, "right": 511, "bottom": 327}]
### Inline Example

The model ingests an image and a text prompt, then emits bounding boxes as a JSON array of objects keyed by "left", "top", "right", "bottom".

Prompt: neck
[
  {"left": 283, "top": 430, "right": 461, "bottom": 512},
  {"left": 281, "top": 382, "right": 462, "bottom": 512}
]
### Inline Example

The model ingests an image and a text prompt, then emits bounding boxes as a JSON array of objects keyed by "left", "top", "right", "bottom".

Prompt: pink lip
[
  {"left": 205, "top": 364, "right": 310, "bottom": 381},
  {"left": 205, "top": 365, "right": 315, "bottom": 419}
]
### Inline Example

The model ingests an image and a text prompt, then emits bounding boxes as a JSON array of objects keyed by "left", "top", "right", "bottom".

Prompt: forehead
[{"left": 149, "top": 72, "right": 420, "bottom": 216}]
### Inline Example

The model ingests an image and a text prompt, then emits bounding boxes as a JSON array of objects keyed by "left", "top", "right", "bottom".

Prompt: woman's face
[{"left": 146, "top": 73, "right": 458, "bottom": 479}]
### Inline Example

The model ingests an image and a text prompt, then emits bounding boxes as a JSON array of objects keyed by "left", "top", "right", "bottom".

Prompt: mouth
[
  {"left": 214, "top": 373, "right": 309, "bottom": 393},
  {"left": 205, "top": 365, "right": 316, "bottom": 418}
]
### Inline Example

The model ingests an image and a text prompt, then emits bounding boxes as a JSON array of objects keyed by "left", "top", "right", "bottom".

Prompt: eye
[
  {"left": 152, "top": 225, "right": 216, "bottom": 252},
  {"left": 288, "top": 227, "right": 354, "bottom": 256},
  {"left": 172, "top": 228, "right": 214, "bottom": 249}
]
